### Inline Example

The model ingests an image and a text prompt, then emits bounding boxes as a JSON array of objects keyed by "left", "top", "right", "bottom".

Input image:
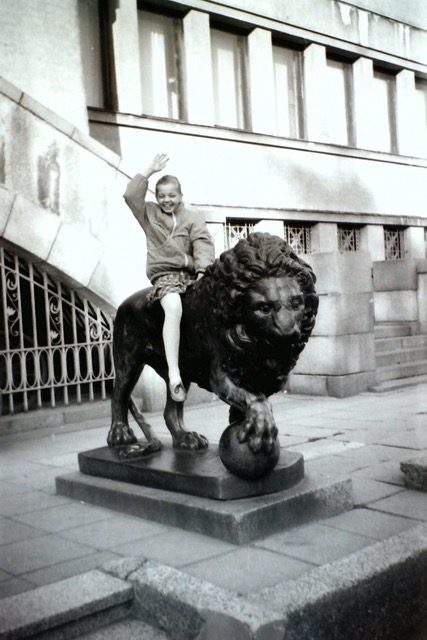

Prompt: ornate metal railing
[
  {"left": 283, "top": 223, "right": 311, "bottom": 255},
  {"left": 384, "top": 226, "right": 405, "bottom": 260},
  {"left": 0, "top": 244, "right": 114, "bottom": 415},
  {"left": 338, "top": 224, "right": 360, "bottom": 252}
]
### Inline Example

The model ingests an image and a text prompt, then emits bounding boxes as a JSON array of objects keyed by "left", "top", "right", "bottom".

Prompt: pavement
[{"left": 0, "top": 383, "right": 426, "bottom": 634}]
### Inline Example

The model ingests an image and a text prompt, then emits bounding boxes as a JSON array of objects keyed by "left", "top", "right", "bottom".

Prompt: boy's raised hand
[{"left": 151, "top": 153, "right": 169, "bottom": 173}]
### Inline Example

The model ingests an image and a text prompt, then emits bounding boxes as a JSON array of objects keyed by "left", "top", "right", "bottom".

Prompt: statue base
[
  {"left": 77, "top": 441, "right": 303, "bottom": 500},
  {"left": 56, "top": 467, "right": 353, "bottom": 545}
]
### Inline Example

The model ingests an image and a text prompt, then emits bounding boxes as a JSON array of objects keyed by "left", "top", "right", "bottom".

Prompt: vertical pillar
[
  {"left": 182, "top": 10, "right": 215, "bottom": 125},
  {"left": 111, "top": 0, "right": 142, "bottom": 113},
  {"left": 247, "top": 28, "right": 276, "bottom": 135},
  {"left": 352, "top": 57, "right": 374, "bottom": 150},
  {"left": 311, "top": 222, "right": 338, "bottom": 253},
  {"left": 303, "top": 44, "right": 328, "bottom": 142},
  {"left": 404, "top": 226, "right": 425, "bottom": 258},
  {"left": 360, "top": 224, "right": 385, "bottom": 261},
  {"left": 207, "top": 222, "right": 226, "bottom": 255},
  {"left": 395, "top": 70, "right": 418, "bottom": 156}
]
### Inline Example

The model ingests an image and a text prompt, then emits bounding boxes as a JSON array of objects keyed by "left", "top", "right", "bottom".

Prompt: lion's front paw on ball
[{"left": 219, "top": 422, "right": 280, "bottom": 480}]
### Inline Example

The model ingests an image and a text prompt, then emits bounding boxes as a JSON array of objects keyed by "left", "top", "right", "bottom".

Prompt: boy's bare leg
[{"left": 160, "top": 292, "right": 186, "bottom": 402}]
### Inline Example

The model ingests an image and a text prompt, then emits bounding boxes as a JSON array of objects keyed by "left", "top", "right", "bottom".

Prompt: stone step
[
  {"left": 374, "top": 322, "right": 414, "bottom": 339},
  {"left": 375, "top": 334, "right": 427, "bottom": 354},
  {"left": 0, "top": 570, "right": 133, "bottom": 640},
  {"left": 374, "top": 360, "right": 427, "bottom": 384},
  {"left": 376, "top": 346, "right": 427, "bottom": 367},
  {"left": 370, "top": 373, "right": 427, "bottom": 393}
]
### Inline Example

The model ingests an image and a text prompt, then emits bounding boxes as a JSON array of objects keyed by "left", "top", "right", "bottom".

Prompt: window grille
[
  {"left": 0, "top": 244, "right": 114, "bottom": 416},
  {"left": 384, "top": 226, "right": 405, "bottom": 260},
  {"left": 338, "top": 224, "right": 360, "bottom": 252},
  {"left": 224, "top": 220, "right": 257, "bottom": 249},
  {"left": 283, "top": 223, "right": 311, "bottom": 255}
]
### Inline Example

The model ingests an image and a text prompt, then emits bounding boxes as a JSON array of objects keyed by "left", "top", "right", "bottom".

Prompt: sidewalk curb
[{"left": 1, "top": 524, "right": 426, "bottom": 639}]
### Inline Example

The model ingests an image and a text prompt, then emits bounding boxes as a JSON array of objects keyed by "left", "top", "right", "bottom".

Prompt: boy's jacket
[{"left": 124, "top": 174, "right": 215, "bottom": 282}]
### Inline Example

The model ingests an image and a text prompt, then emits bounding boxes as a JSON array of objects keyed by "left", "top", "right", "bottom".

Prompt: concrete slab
[
  {"left": 321, "top": 506, "right": 420, "bottom": 540},
  {"left": 77, "top": 618, "right": 170, "bottom": 640},
  {"left": 0, "top": 517, "right": 45, "bottom": 545},
  {"left": 56, "top": 470, "right": 353, "bottom": 545},
  {"left": 254, "top": 521, "right": 373, "bottom": 565},
  {"left": 369, "top": 489, "right": 427, "bottom": 521},
  {"left": 11, "top": 502, "right": 115, "bottom": 533},
  {"left": 0, "top": 570, "right": 133, "bottom": 639},
  {"left": 22, "top": 552, "right": 121, "bottom": 587},
  {"left": 78, "top": 443, "right": 304, "bottom": 500}
]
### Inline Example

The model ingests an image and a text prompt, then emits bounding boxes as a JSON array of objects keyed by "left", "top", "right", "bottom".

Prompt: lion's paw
[
  {"left": 173, "top": 431, "right": 209, "bottom": 450},
  {"left": 107, "top": 422, "right": 138, "bottom": 447}
]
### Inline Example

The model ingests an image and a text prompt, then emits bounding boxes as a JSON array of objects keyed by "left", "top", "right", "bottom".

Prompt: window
[
  {"left": 283, "top": 223, "right": 311, "bottom": 255},
  {"left": 414, "top": 79, "right": 427, "bottom": 157},
  {"left": 384, "top": 226, "right": 405, "bottom": 260},
  {"left": 211, "top": 28, "right": 248, "bottom": 129},
  {"left": 338, "top": 224, "right": 360, "bottom": 252},
  {"left": 370, "top": 70, "right": 396, "bottom": 152},
  {"left": 225, "top": 219, "right": 257, "bottom": 249},
  {"left": 79, "top": 0, "right": 105, "bottom": 108},
  {"left": 323, "top": 58, "right": 353, "bottom": 146},
  {"left": 272, "top": 44, "right": 303, "bottom": 138},
  {"left": 138, "top": 10, "right": 182, "bottom": 119}
]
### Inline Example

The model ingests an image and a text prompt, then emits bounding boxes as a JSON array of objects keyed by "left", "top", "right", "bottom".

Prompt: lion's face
[{"left": 243, "top": 276, "right": 305, "bottom": 342}]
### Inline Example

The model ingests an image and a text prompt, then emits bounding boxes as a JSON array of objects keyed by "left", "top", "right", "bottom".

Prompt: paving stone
[
  {"left": 113, "top": 529, "right": 236, "bottom": 568},
  {"left": 0, "top": 480, "right": 35, "bottom": 497},
  {"left": 255, "top": 522, "right": 373, "bottom": 565},
  {"left": 287, "top": 439, "right": 364, "bottom": 460},
  {"left": 0, "top": 490, "right": 71, "bottom": 516},
  {"left": 352, "top": 459, "right": 406, "bottom": 485},
  {"left": 0, "top": 534, "right": 96, "bottom": 574},
  {"left": 351, "top": 478, "right": 404, "bottom": 506},
  {"left": 0, "top": 570, "right": 133, "bottom": 638},
  {"left": 58, "top": 513, "right": 169, "bottom": 550},
  {"left": 369, "top": 490, "right": 427, "bottom": 521},
  {"left": 22, "top": 551, "right": 122, "bottom": 587},
  {"left": 12, "top": 501, "right": 115, "bottom": 533},
  {"left": 0, "top": 568, "right": 12, "bottom": 582},
  {"left": 0, "top": 576, "right": 35, "bottom": 599},
  {"left": 182, "top": 546, "right": 314, "bottom": 595},
  {"left": 321, "top": 507, "right": 419, "bottom": 540},
  {"left": 0, "top": 516, "right": 45, "bottom": 544}
]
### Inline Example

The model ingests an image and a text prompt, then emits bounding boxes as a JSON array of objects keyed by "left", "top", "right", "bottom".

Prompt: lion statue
[{"left": 107, "top": 232, "right": 318, "bottom": 463}]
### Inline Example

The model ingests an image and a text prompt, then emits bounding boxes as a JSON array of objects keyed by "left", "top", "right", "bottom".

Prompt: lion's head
[{"left": 198, "top": 232, "right": 318, "bottom": 393}]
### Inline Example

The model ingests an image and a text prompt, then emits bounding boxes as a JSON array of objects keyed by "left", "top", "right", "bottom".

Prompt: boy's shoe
[{"left": 169, "top": 381, "right": 186, "bottom": 403}]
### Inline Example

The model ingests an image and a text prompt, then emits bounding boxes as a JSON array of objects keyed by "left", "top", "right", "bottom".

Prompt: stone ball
[{"left": 219, "top": 422, "right": 280, "bottom": 480}]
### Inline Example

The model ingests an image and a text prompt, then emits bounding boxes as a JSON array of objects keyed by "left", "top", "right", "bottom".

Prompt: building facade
[{"left": 1, "top": 0, "right": 427, "bottom": 415}]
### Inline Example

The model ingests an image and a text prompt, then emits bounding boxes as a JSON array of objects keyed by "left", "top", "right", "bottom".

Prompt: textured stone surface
[
  {"left": 78, "top": 444, "right": 304, "bottom": 500},
  {"left": 128, "top": 561, "right": 285, "bottom": 640},
  {"left": 255, "top": 523, "right": 427, "bottom": 640},
  {"left": 401, "top": 455, "right": 427, "bottom": 491},
  {"left": 57, "top": 470, "right": 352, "bottom": 544},
  {"left": 0, "top": 570, "right": 133, "bottom": 638}
]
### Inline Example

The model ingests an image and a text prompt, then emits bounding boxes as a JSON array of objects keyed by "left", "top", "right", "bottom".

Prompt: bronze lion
[{"left": 107, "top": 232, "right": 318, "bottom": 459}]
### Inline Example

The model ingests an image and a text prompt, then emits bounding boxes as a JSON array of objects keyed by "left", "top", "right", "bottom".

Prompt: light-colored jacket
[{"left": 124, "top": 174, "right": 215, "bottom": 282}]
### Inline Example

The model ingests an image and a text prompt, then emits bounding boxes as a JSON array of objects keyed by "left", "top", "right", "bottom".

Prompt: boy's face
[{"left": 156, "top": 181, "right": 182, "bottom": 214}]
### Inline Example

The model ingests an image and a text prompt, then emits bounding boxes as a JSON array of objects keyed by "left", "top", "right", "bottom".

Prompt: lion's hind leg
[{"left": 163, "top": 382, "right": 209, "bottom": 450}]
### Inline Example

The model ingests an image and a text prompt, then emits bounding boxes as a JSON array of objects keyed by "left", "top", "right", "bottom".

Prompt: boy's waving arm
[{"left": 123, "top": 153, "right": 169, "bottom": 221}]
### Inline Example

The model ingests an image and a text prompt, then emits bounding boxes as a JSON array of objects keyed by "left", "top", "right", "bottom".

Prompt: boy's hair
[{"left": 155, "top": 175, "right": 182, "bottom": 194}]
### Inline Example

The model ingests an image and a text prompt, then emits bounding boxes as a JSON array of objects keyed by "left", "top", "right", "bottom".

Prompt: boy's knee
[{"left": 161, "top": 293, "right": 182, "bottom": 314}]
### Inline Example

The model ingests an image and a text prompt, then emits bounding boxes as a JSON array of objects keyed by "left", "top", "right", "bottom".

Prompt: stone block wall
[{"left": 288, "top": 251, "right": 375, "bottom": 397}]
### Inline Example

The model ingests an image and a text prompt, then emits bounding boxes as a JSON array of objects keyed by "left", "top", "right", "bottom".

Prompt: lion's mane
[{"left": 191, "top": 232, "right": 319, "bottom": 394}]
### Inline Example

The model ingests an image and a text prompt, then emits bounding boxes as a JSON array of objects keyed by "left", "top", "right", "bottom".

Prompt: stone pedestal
[
  {"left": 56, "top": 468, "right": 353, "bottom": 545},
  {"left": 77, "top": 443, "right": 304, "bottom": 501}
]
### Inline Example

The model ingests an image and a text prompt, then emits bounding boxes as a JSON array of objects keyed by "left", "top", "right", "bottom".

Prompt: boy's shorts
[{"left": 147, "top": 270, "right": 195, "bottom": 302}]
